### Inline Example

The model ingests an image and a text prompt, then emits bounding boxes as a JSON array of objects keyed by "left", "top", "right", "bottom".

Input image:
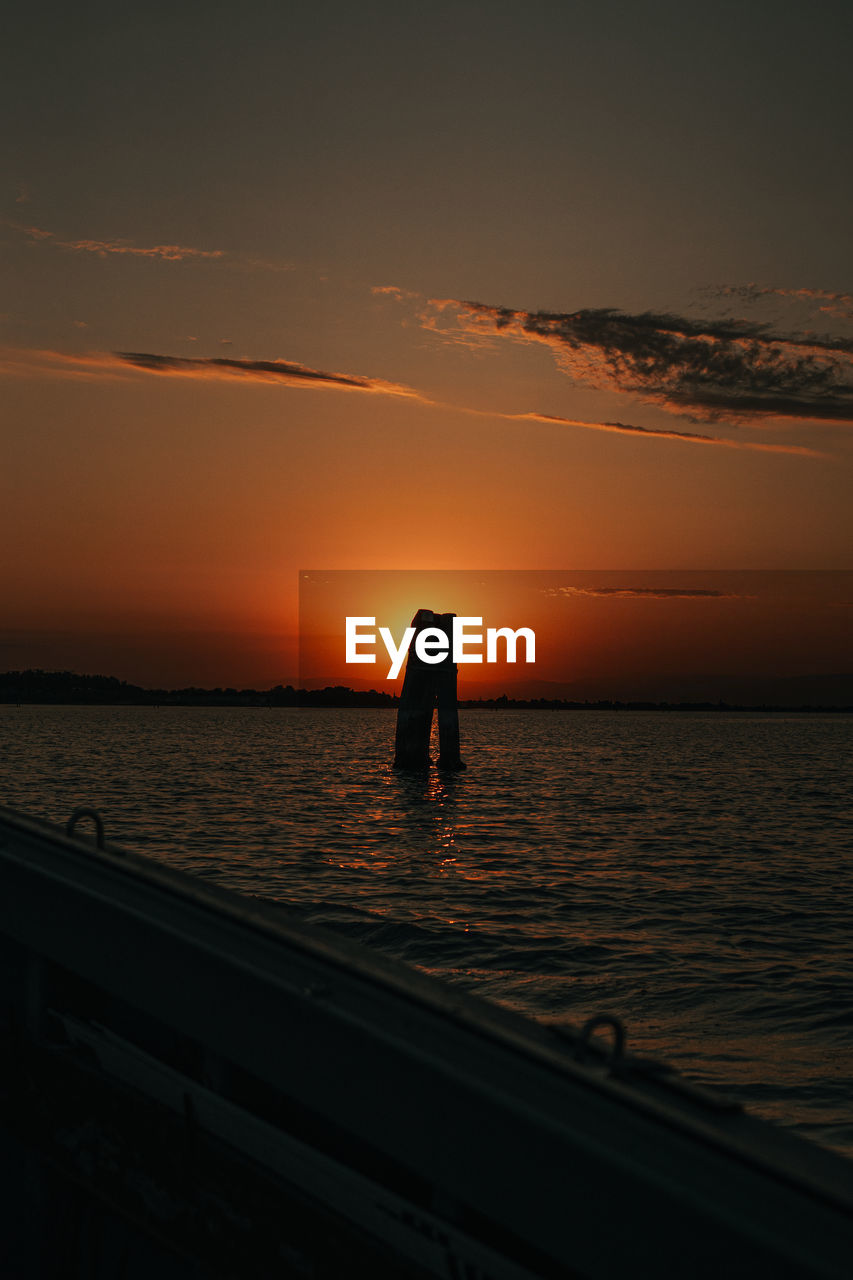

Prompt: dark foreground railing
[{"left": 1, "top": 803, "right": 853, "bottom": 1278}]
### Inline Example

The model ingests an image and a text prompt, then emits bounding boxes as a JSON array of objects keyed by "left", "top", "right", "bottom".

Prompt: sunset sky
[
  {"left": 299, "top": 570, "right": 852, "bottom": 700},
  {"left": 2, "top": 2, "right": 852, "bottom": 689}
]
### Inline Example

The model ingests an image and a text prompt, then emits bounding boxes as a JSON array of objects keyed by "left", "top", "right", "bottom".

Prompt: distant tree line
[
  {"left": 1, "top": 670, "right": 850, "bottom": 712},
  {"left": 0, "top": 671, "right": 398, "bottom": 707}
]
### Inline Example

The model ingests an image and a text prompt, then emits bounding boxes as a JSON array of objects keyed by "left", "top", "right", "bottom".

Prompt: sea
[{"left": 2, "top": 704, "right": 853, "bottom": 1159}]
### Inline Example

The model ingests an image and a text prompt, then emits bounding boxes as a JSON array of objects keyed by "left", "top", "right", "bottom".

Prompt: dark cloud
[
  {"left": 117, "top": 351, "right": 368, "bottom": 388},
  {"left": 428, "top": 299, "right": 853, "bottom": 423},
  {"left": 0, "top": 347, "right": 823, "bottom": 454},
  {"left": 111, "top": 351, "right": 422, "bottom": 398}
]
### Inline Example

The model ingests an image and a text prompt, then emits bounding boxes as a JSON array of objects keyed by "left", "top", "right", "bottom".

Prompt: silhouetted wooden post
[
  {"left": 434, "top": 611, "right": 465, "bottom": 770},
  {"left": 393, "top": 609, "right": 438, "bottom": 768},
  {"left": 393, "top": 609, "right": 465, "bottom": 770}
]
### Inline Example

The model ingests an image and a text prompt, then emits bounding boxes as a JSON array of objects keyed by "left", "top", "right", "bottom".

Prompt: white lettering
[
  {"left": 344, "top": 617, "right": 536, "bottom": 678},
  {"left": 379, "top": 626, "right": 416, "bottom": 680},
  {"left": 345, "top": 617, "right": 376, "bottom": 663},
  {"left": 486, "top": 626, "right": 536, "bottom": 663},
  {"left": 452, "top": 616, "right": 483, "bottom": 664},
  {"left": 415, "top": 627, "right": 450, "bottom": 664}
]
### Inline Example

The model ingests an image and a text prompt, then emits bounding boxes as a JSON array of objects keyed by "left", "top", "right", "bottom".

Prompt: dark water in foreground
[{"left": 3, "top": 705, "right": 853, "bottom": 1157}]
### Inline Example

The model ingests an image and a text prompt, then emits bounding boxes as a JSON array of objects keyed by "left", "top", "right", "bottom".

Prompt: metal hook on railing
[
  {"left": 579, "top": 1014, "right": 626, "bottom": 1065},
  {"left": 66, "top": 807, "right": 106, "bottom": 850}
]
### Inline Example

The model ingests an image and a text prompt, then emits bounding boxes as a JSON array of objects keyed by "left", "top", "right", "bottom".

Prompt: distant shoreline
[{"left": 1, "top": 671, "right": 851, "bottom": 713}]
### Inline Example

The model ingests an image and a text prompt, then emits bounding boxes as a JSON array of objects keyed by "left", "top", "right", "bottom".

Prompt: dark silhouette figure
[{"left": 393, "top": 610, "right": 466, "bottom": 770}]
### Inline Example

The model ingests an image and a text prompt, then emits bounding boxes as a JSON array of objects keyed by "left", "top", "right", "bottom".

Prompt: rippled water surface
[{"left": 3, "top": 705, "right": 853, "bottom": 1157}]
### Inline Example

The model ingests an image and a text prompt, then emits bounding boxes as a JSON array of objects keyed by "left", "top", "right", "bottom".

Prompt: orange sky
[
  {"left": 2, "top": 6, "right": 852, "bottom": 689},
  {"left": 297, "top": 571, "right": 852, "bottom": 702}
]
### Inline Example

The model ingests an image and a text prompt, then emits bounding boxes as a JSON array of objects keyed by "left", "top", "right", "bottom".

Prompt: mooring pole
[
  {"left": 393, "top": 609, "right": 438, "bottom": 768},
  {"left": 393, "top": 609, "right": 465, "bottom": 769},
  {"left": 434, "top": 612, "right": 465, "bottom": 770}
]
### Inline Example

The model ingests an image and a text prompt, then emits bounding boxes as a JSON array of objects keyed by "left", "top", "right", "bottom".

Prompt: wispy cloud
[
  {"left": 0, "top": 349, "right": 127, "bottom": 382},
  {"left": 372, "top": 284, "right": 420, "bottom": 301},
  {"left": 7, "top": 222, "right": 296, "bottom": 271},
  {"left": 709, "top": 283, "right": 853, "bottom": 323},
  {"left": 502, "top": 410, "right": 821, "bottom": 455},
  {"left": 544, "top": 586, "right": 748, "bottom": 600},
  {"left": 425, "top": 298, "right": 853, "bottom": 424},
  {"left": 114, "top": 351, "right": 424, "bottom": 396},
  {"left": 0, "top": 346, "right": 825, "bottom": 456},
  {"left": 9, "top": 222, "right": 223, "bottom": 262},
  {"left": 0, "top": 347, "right": 423, "bottom": 399}
]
